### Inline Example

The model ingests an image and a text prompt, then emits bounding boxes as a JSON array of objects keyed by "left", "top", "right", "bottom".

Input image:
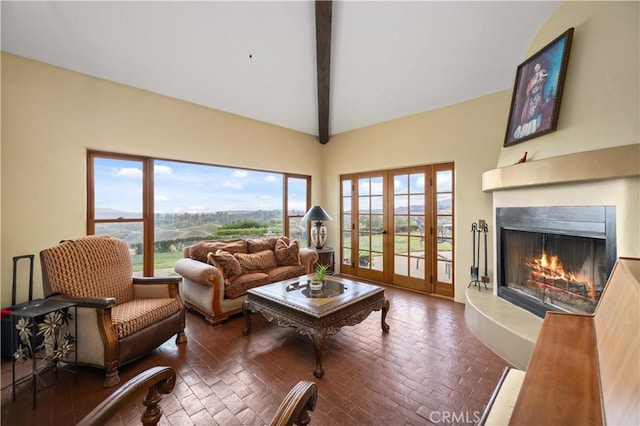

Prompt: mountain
[{"left": 95, "top": 208, "right": 141, "bottom": 220}]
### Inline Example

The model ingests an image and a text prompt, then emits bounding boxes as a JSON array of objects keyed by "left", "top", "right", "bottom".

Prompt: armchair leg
[
  {"left": 104, "top": 368, "right": 121, "bottom": 388},
  {"left": 175, "top": 332, "right": 187, "bottom": 344}
]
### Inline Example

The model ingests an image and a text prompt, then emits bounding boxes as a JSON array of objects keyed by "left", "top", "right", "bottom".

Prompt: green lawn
[
  {"left": 359, "top": 234, "right": 452, "bottom": 254},
  {"left": 132, "top": 251, "right": 183, "bottom": 274}
]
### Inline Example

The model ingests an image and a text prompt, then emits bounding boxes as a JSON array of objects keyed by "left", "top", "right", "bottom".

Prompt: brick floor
[{"left": 1, "top": 284, "right": 508, "bottom": 425}]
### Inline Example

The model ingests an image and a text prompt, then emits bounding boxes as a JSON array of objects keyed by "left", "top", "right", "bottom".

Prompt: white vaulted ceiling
[{"left": 1, "top": 1, "right": 561, "bottom": 141}]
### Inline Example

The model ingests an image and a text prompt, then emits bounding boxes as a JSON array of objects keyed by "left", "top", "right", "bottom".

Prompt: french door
[
  {"left": 340, "top": 164, "right": 454, "bottom": 297},
  {"left": 340, "top": 172, "right": 387, "bottom": 283}
]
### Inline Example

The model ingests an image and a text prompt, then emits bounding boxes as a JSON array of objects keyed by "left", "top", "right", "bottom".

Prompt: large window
[{"left": 87, "top": 151, "right": 310, "bottom": 276}]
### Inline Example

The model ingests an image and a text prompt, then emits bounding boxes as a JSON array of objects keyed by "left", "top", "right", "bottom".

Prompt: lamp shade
[{"left": 302, "top": 205, "right": 333, "bottom": 222}]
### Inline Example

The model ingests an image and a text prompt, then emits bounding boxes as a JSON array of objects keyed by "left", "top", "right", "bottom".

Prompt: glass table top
[{"left": 247, "top": 275, "right": 384, "bottom": 317}]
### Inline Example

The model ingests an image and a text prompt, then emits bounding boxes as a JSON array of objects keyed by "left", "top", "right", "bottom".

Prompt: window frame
[
  {"left": 87, "top": 150, "right": 311, "bottom": 276},
  {"left": 284, "top": 174, "right": 312, "bottom": 246}
]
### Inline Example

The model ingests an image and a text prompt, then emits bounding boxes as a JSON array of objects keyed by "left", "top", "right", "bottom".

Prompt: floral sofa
[{"left": 174, "top": 236, "right": 318, "bottom": 325}]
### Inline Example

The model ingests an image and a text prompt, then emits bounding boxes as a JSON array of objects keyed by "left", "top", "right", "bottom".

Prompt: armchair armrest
[
  {"left": 269, "top": 380, "right": 318, "bottom": 426},
  {"left": 133, "top": 276, "right": 181, "bottom": 285},
  {"left": 77, "top": 366, "right": 176, "bottom": 426},
  {"left": 47, "top": 293, "right": 116, "bottom": 309},
  {"left": 47, "top": 293, "right": 119, "bottom": 379},
  {"left": 133, "top": 276, "right": 181, "bottom": 299}
]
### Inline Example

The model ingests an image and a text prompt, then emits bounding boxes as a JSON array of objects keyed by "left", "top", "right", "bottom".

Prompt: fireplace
[{"left": 497, "top": 206, "right": 616, "bottom": 318}]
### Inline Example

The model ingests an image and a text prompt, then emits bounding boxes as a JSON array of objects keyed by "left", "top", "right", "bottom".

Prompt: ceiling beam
[{"left": 315, "top": 0, "right": 332, "bottom": 144}]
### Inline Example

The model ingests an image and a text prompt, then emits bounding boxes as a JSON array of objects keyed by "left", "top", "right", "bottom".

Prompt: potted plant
[
  {"left": 358, "top": 252, "right": 371, "bottom": 267},
  {"left": 310, "top": 264, "right": 330, "bottom": 291}
]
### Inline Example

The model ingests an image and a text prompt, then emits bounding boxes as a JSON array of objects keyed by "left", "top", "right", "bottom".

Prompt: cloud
[
  {"left": 288, "top": 201, "right": 307, "bottom": 212},
  {"left": 437, "top": 173, "right": 452, "bottom": 186},
  {"left": 232, "top": 170, "right": 248, "bottom": 178},
  {"left": 221, "top": 181, "right": 243, "bottom": 190},
  {"left": 264, "top": 175, "right": 277, "bottom": 182},
  {"left": 394, "top": 176, "right": 426, "bottom": 192},
  {"left": 114, "top": 167, "right": 142, "bottom": 179},
  {"left": 155, "top": 195, "right": 169, "bottom": 202},
  {"left": 370, "top": 181, "right": 384, "bottom": 194},
  {"left": 155, "top": 165, "right": 173, "bottom": 175}
]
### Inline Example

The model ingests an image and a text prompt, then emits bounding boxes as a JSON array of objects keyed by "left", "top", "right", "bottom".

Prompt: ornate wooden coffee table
[{"left": 242, "top": 274, "right": 390, "bottom": 378}]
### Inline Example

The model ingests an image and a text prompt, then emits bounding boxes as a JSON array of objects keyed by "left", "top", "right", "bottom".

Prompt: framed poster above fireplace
[{"left": 504, "top": 27, "right": 574, "bottom": 147}]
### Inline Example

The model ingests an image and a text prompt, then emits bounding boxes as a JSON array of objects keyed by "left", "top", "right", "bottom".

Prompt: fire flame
[
  {"left": 534, "top": 252, "right": 575, "bottom": 281},
  {"left": 528, "top": 251, "right": 594, "bottom": 300}
]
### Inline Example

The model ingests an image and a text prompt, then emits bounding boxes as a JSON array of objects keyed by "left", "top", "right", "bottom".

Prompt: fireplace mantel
[{"left": 482, "top": 144, "right": 640, "bottom": 192}]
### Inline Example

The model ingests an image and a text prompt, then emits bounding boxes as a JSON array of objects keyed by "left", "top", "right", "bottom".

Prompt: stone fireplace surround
[{"left": 465, "top": 144, "right": 639, "bottom": 369}]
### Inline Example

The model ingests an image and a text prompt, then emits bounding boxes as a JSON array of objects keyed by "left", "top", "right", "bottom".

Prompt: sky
[
  {"left": 94, "top": 158, "right": 304, "bottom": 214},
  {"left": 94, "top": 157, "right": 451, "bottom": 215}
]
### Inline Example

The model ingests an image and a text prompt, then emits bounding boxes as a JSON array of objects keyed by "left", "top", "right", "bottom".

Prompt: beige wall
[
  {"left": 1, "top": 54, "right": 321, "bottom": 304},
  {"left": 498, "top": 1, "right": 639, "bottom": 166},
  {"left": 323, "top": 92, "right": 506, "bottom": 302},
  {"left": 2, "top": 1, "right": 638, "bottom": 306}
]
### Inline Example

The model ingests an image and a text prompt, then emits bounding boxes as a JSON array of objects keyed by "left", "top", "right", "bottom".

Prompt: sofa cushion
[
  {"left": 225, "top": 272, "right": 271, "bottom": 299},
  {"left": 274, "top": 239, "right": 301, "bottom": 266},
  {"left": 111, "top": 298, "right": 181, "bottom": 339},
  {"left": 207, "top": 250, "right": 243, "bottom": 284},
  {"left": 234, "top": 250, "right": 278, "bottom": 272},
  {"left": 189, "top": 239, "right": 247, "bottom": 263},
  {"left": 247, "top": 236, "right": 289, "bottom": 253},
  {"left": 267, "top": 265, "right": 307, "bottom": 283}
]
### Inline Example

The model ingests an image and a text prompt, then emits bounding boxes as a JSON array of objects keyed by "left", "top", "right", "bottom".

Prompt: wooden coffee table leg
[
  {"left": 381, "top": 298, "right": 390, "bottom": 332},
  {"left": 242, "top": 300, "right": 252, "bottom": 336},
  {"left": 309, "top": 331, "right": 328, "bottom": 378}
]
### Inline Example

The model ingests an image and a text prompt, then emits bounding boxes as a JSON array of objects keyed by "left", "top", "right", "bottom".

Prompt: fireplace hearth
[{"left": 497, "top": 206, "right": 616, "bottom": 317}]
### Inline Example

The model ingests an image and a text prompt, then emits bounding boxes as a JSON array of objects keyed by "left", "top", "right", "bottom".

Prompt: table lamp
[{"left": 303, "top": 205, "right": 333, "bottom": 249}]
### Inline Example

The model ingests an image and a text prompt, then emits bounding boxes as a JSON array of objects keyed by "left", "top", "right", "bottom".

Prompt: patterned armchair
[{"left": 40, "top": 235, "right": 186, "bottom": 387}]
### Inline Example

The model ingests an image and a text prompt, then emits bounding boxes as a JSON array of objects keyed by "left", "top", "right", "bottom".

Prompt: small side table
[
  {"left": 313, "top": 247, "right": 335, "bottom": 275},
  {"left": 11, "top": 299, "right": 78, "bottom": 408}
]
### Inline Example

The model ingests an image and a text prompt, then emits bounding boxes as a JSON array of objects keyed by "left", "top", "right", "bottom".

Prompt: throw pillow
[
  {"left": 189, "top": 239, "right": 248, "bottom": 263},
  {"left": 207, "top": 250, "right": 243, "bottom": 284},
  {"left": 274, "top": 239, "right": 301, "bottom": 266},
  {"left": 247, "top": 236, "right": 288, "bottom": 253},
  {"left": 190, "top": 241, "right": 222, "bottom": 263},
  {"left": 217, "top": 239, "right": 248, "bottom": 254},
  {"left": 234, "top": 250, "right": 278, "bottom": 272}
]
